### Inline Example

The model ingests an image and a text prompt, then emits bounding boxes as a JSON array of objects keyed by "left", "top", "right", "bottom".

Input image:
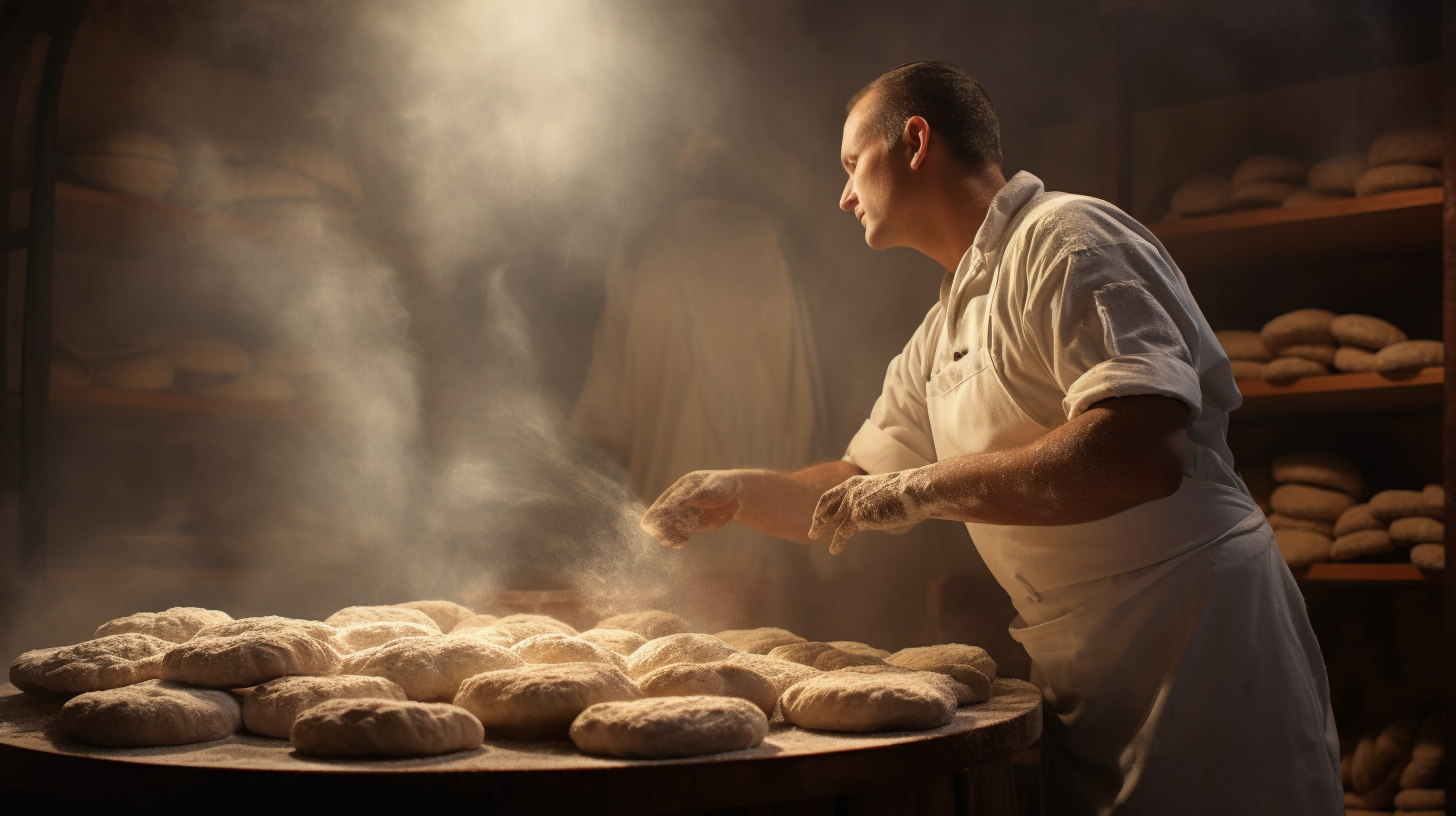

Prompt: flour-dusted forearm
[{"left": 641, "top": 460, "right": 865, "bottom": 547}]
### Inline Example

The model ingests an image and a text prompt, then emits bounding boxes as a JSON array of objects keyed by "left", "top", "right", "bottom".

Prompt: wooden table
[{"left": 0, "top": 679, "right": 1042, "bottom": 815}]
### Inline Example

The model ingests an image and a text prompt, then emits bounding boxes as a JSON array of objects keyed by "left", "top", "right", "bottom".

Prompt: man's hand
[
  {"left": 640, "top": 470, "right": 744, "bottom": 548},
  {"left": 808, "top": 470, "right": 928, "bottom": 554}
]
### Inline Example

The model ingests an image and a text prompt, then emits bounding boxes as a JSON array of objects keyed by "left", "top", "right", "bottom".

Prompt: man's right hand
[{"left": 640, "top": 470, "right": 745, "bottom": 548}]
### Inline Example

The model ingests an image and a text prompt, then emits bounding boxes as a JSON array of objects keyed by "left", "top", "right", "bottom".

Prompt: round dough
[
  {"left": 61, "top": 680, "right": 240, "bottom": 747},
  {"left": 1334, "top": 346, "right": 1378, "bottom": 373},
  {"left": 1281, "top": 188, "right": 1339, "bottom": 207},
  {"left": 1271, "top": 483, "right": 1354, "bottom": 521},
  {"left": 341, "top": 636, "right": 522, "bottom": 702},
  {"left": 1262, "top": 309, "right": 1337, "bottom": 351},
  {"left": 1276, "top": 344, "right": 1336, "bottom": 366},
  {"left": 1267, "top": 514, "right": 1334, "bottom": 538},
  {"left": 828, "top": 641, "right": 892, "bottom": 659},
  {"left": 1308, "top": 152, "right": 1369, "bottom": 193},
  {"left": 324, "top": 605, "right": 441, "bottom": 632},
  {"left": 1271, "top": 452, "right": 1363, "bottom": 497},
  {"left": 595, "top": 610, "right": 690, "bottom": 640},
  {"left": 337, "top": 622, "right": 439, "bottom": 653},
  {"left": 1394, "top": 788, "right": 1445, "bottom": 810},
  {"left": 1261, "top": 357, "right": 1327, "bottom": 382},
  {"left": 1389, "top": 516, "right": 1443, "bottom": 544},
  {"left": 1369, "top": 486, "right": 1444, "bottom": 521},
  {"left": 95, "top": 354, "right": 173, "bottom": 390},
  {"left": 94, "top": 607, "right": 231, "bottom": 643},
  {"left": 1373, "top": 340, "right": 1443, "bottom": 372},
  {"left": 714, "top": 627, "right": 806, "bottom": 655},
  {"left": 291, "top": 698, "right": 483, "bottom": 758},
  {"left": 1368, "top": 126, "right": 1442, "bottom": 167},
  {"left": 268, "top": 143, "right": 364, "bottom": 202},
  {"left": 570, "top": 696, "right": 767, "bottom": 759},
  {"left": 449, "top": 613, "right": 500, "bottom": 633},
  {"left": 769, "top": 642, "right": 884, "bottom": 671},
  {"left": 1230, "top": 360, "right": 1264, "bottom": 381},
  {"left": 1231, "top": 180, "right": 1297, "bottom": 209},
  {"left": 1331, "top": 529, "right": 1393, "bottom": 561},
  {"left": 64, "top": 155, "right": 179, "bottom": 199},
  {"left": 1355, "top": 163, "right": 1443, "bottom": 196},
  {"left": 454, "top": 662, "right": 641, "bottom": 740},
  {"left": 1168, "top": 174, "right": 1233, "bottom": 216},
  {"left": 492, "top": 613, "right": 578, "bottom": 636},
  {"left": 1273, "top": 529, "right": 1332, "bottom": 570},
  {"left": 511, "top": 633, "right": 627, "bottom": 670},
  {"left": 394, "top": 601, "right": 475, "bottom": 632},
  {"left": 162, "top": 337, "right": 252, "bottom": 375},
  {"left": 836, "top": 663, "right": 986, "bottom": 706},
  {"left": 1334, "top": 504, "right": 1384, "bottom": 537},
  {"left": 199, "top": 372, "right": 295, "bottom": 403},
  {"left": 637, "top": 660, "right": 778, "bottom": 716},
  {"left": 1214, "top": 330, "right": 1273, "bottom": 362},
  {"left": 1330, "top": 315, "right": 1407, "bottom": 350},
  {"left": 242, "top": 675, "right": 406, "bottom": 738},
  {"left": 460, "top": 617, "right": 572, "bottom": 646},
  {"left": 69, "top": 133, "right": 177, "bottom": 163},
  {"left": 726, "top": 652, "right": 822, "bottom": 696},
  {"left": 780, "top": 671, "right": 956, "bottom": 733},
  {"left": 576, "top": 628, "right": 648, "bottom": 657},
  {"left": 627, "top": 633, "right": 738, "bottom": 678},
  {"left": 193, "top": 616, "right": 344, "bottom": 652},
  {"left": 10, "top": 633, "right": 171, "bottom": 697},
  {"left": 164, "top": 628, "right": 341, "bottom": 688},
  {"left": 1232, "top": 154, "right": 1307, "bottom": 188},
  {"left": 1410, "top": 543, "right": 1445, "bottom": 572},
  {"left": 886, "top": 644, "right": 999, "bottom": 683}
]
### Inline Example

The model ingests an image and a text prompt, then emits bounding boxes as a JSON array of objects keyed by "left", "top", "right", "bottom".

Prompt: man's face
[{"left": 839, "top": 92, "right": 907, "bottom": 249}]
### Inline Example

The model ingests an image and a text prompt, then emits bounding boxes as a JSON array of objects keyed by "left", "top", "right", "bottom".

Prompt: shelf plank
[
  {"left": 1297, "top": 562, "right": 1439, "bottom": 584},
  {"left": 50, "top": 385, "right": 339, "bottom": 421},
  {"left": 1233, "top": 367, "right": 1443, "bottom": 419},
  {"left": 1149, "top": 187, "right": 1442, "bottom": 273}
]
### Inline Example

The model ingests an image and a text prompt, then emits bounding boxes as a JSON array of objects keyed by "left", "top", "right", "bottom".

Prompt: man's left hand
[{"left": 808, "top": 471, "right": 928, "bottom": 554}]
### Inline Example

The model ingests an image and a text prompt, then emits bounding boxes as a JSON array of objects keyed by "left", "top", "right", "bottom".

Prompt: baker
[{"left": 641, "top": 61, "right": 1342, "bottom": 813}]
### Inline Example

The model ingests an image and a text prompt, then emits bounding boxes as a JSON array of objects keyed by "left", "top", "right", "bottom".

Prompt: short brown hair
[{"left": 847, "top": 61, "right": 1002, "bottom": 171}]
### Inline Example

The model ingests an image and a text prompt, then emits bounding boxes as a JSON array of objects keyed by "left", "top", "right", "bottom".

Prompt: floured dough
[
  {"left": 1267, "top": 513, "right": 1334, "bottom": 537},
  {"left": 511, "top": 633, "right": 628, "bottom": 670},
  {"left": 492, "top": 613, "right": 578, "bottom": 636},
  {"left": 637, "top": 660, "right": 778, "bottom": 716},
  {"left": 780, "top": 671, "right": 956, "bottom": 733},
  {"left": 10, "top": 633, "right": 171, "bottom": 697},
  {"left": 628, "top": 633, "right": 738, "bottom": 678},
  {"left": 341, "top": 636, "right": 521, "bottom": 702},
  {"left": 828, "top": 641, "right": 892, "bottom": 659},
  {"left": 199, "top": 372, "right": 295, "bottom": 403},
  {"left": 595, "top": 610, "right": 691, "bottom": 640},
  {"left": 394, "top": 600, "right": 475, "bottom": 632},
  {"left": 1410, "top": 543, "right": 1445, "bottom": 572},
  {"left": 460, "top": 617, "right": 574, "bottom": 646},
  {"left": 1261, "top": 356, "right": 1327, "bottom": 382},
  {"left": 164, "top": 628, "right": 341, "bottom": 688},
  {"left": 1333, "top": 347, "right": 1378, "bottom": 373},
  {"left": 1330, "top": 529, "right": 1393, "bottom": 561},
  {"left": 1334, "top": 504, "right": 1383, "bottom": 537},
  {"left": 454, "top": 662, "right": 641, "bottom": 739},
  {"left": 1274, "top": 529, "right": 1332, "bottom": 570},
  {"left": 1277, "top": 344, "right": 1336, "bottom": 366},
  {"left": 570, "top": 696, "right": 767, "bottom": 759},
  {"left": 1307, "top": 153, "right": 1369, "bottom": 193},
  {"left": 1373, "top": 340, "right": 1443, "bottom": 372},
  {"left": 1232, "top": 154, "right": 1306, "bottom": 188},
  {"left": 95, "top": 354, "right": 174, "bottom": 391},
  {"left": 1214, "top": 330, "right": 1272, "bottom": 361},
  {"left": 1330, "top": 315, "right": 1407, "bottom": 350},
  {"left": 449, "top": 613, "right": 499, "bottom": 633},
  {"left": 64, "top": 155, "right": 179, "bottom": 199},
  {"left": 714, "top": 627, "right": 806, "bottom": 654},
  {"left": 1271, "top": 452, "right": 1363, "bottom": 497},
  {"left": 94, "top": 607, "right": 231, "bottom": 643},
  {"left": 163, "top": 337, "right": 252, "bottom": 375},
  {"left": 885, "top": 644, "right": 999, "bottom": 684},
  {"left": 576, "top": 628, "right": 648, "bottom": 657},
  {"left": 1389, "top": 516, "right": 1443, "bottom": 544},
  {"left": 1262, "top": 309, "right": 1337, "bottom": 351},
  {"left": 194, "top": 616, "right": 344, "bottom": 652},
  {"left": 337, "top": 622, "right": 439, "bottom": 653},
  {"left": 1369, "top": 486, "right": 1444, "bottom": 521},
  {"left": 727, "top": 652, "right": 822, "bottom": 696},
  {"left": 1231, "top": 180, "right": 1297, "bottom": 209},
  {"left": 61, "top": 680, "right": 240, "bottom": 747},
  {"left": 291, "top": 698, "right": 483, "bottom": 758},
  {"left": 325, "top": 605, "right": 441, "bottom": 632},
  {"left": 1354, "top": 163, "right": 1443, "bottom": 196},
  {"left": 1271, "top": 483, "right": 1355, "bottom": 521},
  {"left": 1168, "top": 175, "right": 1232, "bottom": 216},
  {"left": 836, "top": 664, "right": 986, "bottom": 706},
  {"left": 769, "top": 642, "right": 884, "bottom": 671},
  {"left": 1368, "top": 126, "right": 1442, "bottom": 167},
  {"left": 242, "top": 674, "right": 406, "bottom": 738}
]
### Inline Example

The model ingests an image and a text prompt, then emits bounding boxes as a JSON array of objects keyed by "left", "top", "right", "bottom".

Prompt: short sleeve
[{"left": 842, "top": 308, "right": 941, "bottom": 474}]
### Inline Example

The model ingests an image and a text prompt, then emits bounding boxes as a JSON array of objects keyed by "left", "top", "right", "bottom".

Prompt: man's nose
[{"left": 839, "top": 179, "right": 856, "bottom": 212}]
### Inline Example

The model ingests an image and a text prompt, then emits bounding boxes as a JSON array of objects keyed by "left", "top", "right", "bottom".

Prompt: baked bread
[
  {"left": 341, "top": 635, "right": 522, "bottom": 702},
  {"left": 1261, "top": 309, "right": 1337, "bottom": 351},
  {"left": 1261, "top": 357, "right": 1327, "bottom": 382},
  {"left": 1368, "top": 126, "right": 1442, "bottom": 167},
  {"left": 448, "top": 613, "right": 499, "bottom": 633},
  {"left": 1369, "top": 486, "right": 1444, "bottom": 521},
  {"left": 1393, "top": 788, "right": 1445, "bottom": 810},
  {"left": 780, "top": 671, "right": 956, "bottom": 733},
  {"left": 242, "top": 674, "right": 407, "bottom": 738},
  {"left": 829, "top": 641, "right": 892, "bottom": 659},
  {"left": 1354, "top": 163, "right": 1443, "bottom": 196},
  {"left": 1389, "top": 516, "right": 1443, "bottom": 545},
  {"left": 570, "top": 696, "right": 767, "bottom": 759},
  {"left": 1266, "top": 513, "right": 1334, "bottom": 537},
  {"left": 1307, "top": 152, "right": 1369, "bottom": 193},
  {"left": 193, "top": 616, "right": 344, "bottom": 652},
  {"left": 491, "top": 613, "right": 578, "bottom": 636},
  {"left": 885, "top": 643, "right": 998, "bottom": 683},
  {"left": 291, "top": 698, "right": 482, "bottom": 757},
  {"left": 714, "top": 627, "right": 806, "bottom": 655},
  {"left": 454, "top": 662, "right": 641, "bottom": 740},
  {"left": 1275, "top": 344, "right": 1336, "bottom": 366},
  {"left": 337, "top": 622, "right": 439, "bottom": 653},
  {"left": 10, "top": 633, "right": 171, "bottom": 697},
  {"left": 1330, "top": 529, "right": 1393, "bottom": 561},
  {"left": 627, "top": 633, "right": 738, "bottom": 678},
  {"left": 325, "top": 605, "right": 441, "bottom": 632},
  {"left": 1230, "top": 360, "right": 1264, "bottom": 381},
  {"left": 595, "top": 610, "right": 691, "bottom": 640},
  {"left": 94, "top": 607, "right": 231, "bottom": 643},
  {"left": 1333, "top": 504, "right": 1384, "bottom": 537},
  {"left": 163, "top": 627, "right": 341, "bottom": 688},
  {"left": 1273, "top": 529, "right": 1332, "bottom": 570},
  {"left": 511, "top": 633, "right": 629, "bottom": 670},
  {"left": 1410, "top": 543, "right": 1445, "bottom": 572},
  {"left": 61, "top": 680, "right": 240, "bottom": 747},
  {"left": 1330, "top": 315, "right": 1407, "bottom": 350},
  {"left": 1168, "top": 175, "right": 1233, "bottom": 216},
  {"left": 637, "top": 660, "right": 779, "bottom": 716},
  {"left": 836, "top": 663, "right": 987, "bottom": 706},
  {"left": 1271, "top": 452, "right": 1362, "bottom": 497},
  {"left": 1233, "top": 154, "right": 1307, "bottom": 188},
  {"left": 1271, "top": 483, "right": 1355, "bottom": 521},
  {"left": 576, "top": 628, "right": 647, "bottom": 657},
  {"left": 769, "top": 642, "right": 885, "bottom": 671},
  {"left": 1333, "top": 346, "right": 1378, "bottom": 373},
  {"left": 1373, "top": 340, "right": 1443, "bottom": 372}
]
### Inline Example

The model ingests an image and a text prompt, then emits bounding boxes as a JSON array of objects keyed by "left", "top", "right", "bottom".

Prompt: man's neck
[{"left": 922, "top": 168, "right": 1008, "bottom": 271}]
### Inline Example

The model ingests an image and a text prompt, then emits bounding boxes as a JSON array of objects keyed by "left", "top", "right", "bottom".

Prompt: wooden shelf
[
  {"left": 1149, "top": 187, "right": 1442, "bottom": 273},
  {"left": 1298, "top": 562, "right": 1440, "bottom": 584},
  {"left": 1233, "top": 367, "right": 1443, "bottom": 419},
  {"left": 50, "top": 385, "right": 340, "bottom": 421}
]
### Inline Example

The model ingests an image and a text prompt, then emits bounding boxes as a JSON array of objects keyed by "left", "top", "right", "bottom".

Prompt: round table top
[{"left": 0, "top": 678, "right": 1042, "bottom": 813}]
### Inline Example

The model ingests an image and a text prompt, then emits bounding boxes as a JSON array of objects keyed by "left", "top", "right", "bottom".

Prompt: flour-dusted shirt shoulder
[{"left": 845, "top": 171, "right": 1244, "bottom": 492}]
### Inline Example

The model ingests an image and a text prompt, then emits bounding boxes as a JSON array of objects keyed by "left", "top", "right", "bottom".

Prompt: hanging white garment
[{"left": 843, "top": 172, "right": 1341, "bottom": 814}]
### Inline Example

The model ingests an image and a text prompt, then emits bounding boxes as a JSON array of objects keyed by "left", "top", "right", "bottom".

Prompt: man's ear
[{"left": 903, "top": 116, "right": 931, "bottom": 170}]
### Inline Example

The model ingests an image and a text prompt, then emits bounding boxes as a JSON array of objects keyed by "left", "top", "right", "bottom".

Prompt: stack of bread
[
  {"left": 56, "top": 332, "right": 306, "bottom": 403},
  {"left": 1268, "top": 453, "right": 1364, "bottom": 570},
  {"left": 61, "top": 133, "right": 180, "bottom": 200},
  {"left": 1342, "top": 710, "right": 1445, "bottom": 813},
  {"left": 169, "top": 140, "right": 362, "bottom": 228},
  {"left": 1217, "top": 310, "right": 1442, "bottom": 383},
  {"left": 8, "top": 604, "right": 998, "bottom": 761},
  {"left": 1333, "top": 485, "right": 1447, "bottom": 574}
]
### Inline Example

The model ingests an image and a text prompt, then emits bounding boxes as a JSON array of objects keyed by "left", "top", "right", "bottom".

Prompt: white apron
[{"left": 926, "top": 299, "right": 1342, "bottom": 813}]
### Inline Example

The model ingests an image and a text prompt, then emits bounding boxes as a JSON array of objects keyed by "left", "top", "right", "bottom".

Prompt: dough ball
[
  {"left": 637, "top": 660, "right": 778, "bottom": 716},
  {"left": 1368, "top": 126, "right": 1443, "bottom": 167},
  {"left": 768, "top": 642, "right": 885, "bottom": 671},
  {"left": 198, "top": 372, "right": 294, "bottom": 403},
  {"left": 1373, "top": 339, "right": 1443, "bottom": 372},
  {"left": 1266, "top": 514, "right": 1334, "bottom": 537},
  {"left": 837, "top": 663, "right": 987, "bottom": 706},
  {"left": 267, "top": 143, "right": 364, "bottom": 203},
  {"left": 454, "top": 662, "right": 640, "bottom": 740},
  {"left": 576, "top": 628, "right": 648, "bottom": 657},
  {"left": 1281, "top": 188, "right": 1339, "bottom": 207},
  {"left": 341, "top": 636, "right": 521, "bottom": 702},
  {"left": 780, "top": 671, "right": 956, "bottom": 733},
  {"left": 163, "top": 337, "right": 252, "bottom": 376},
  {"left": 1271, "top": 483, "right": 1355, "bottom": 521},
  {"left": 1307, "top": 152, "right": 1370, "bottom": 193},
  {"left": 1375, "top": 712, "right": 1421, "bottom": 765},
  {"left": 449, "top": 613, "right": 499, "bottom": 633},
  {"left": 1231, "top": 180, "right": 1297, "bottom": 209},
  {"left": 61, "top": 680, "right": 240, "bottom": 747},
  {"left": 94, "top": 607, "right": 231, "bottom": 643},
  {"left": 1261, "top": 357, "right": 1327, "bottom": 382},
  {"left": 170, "top": 163, "right": 319, "bottom": 207},
  {"left": 570, "top": 696, "right": 767, "bottom": 759},
  {"left": 1355, "top": 163, "right": 1443, "bottom": 196},
  {"left": 1230, "top": 360, "right": 1265, "bottom": 381},
  {"left": 325, "top": 605, "right": 441, "bottom": 632},
  {"left": 291, "top": 698, "right": 482, "bottom": 758},
  {"left": 163, "top": 627, "right": 341, "bottom": 688},
  {"left": 595, "top": 610, "right": 691, "bottom": 640},
  {"left": 1402, "top": 713, "right": 1446, "bottom": 787},
  {"left": 64, "top": 155, "right": 179, "bottom": 199},
  {"left": 69, "top": 133, "right": 177, "bottom": 163},
  {"left": 511, "top": 633, "right": 628, "bottom": 670},
  {"left": 1273, "top": 529, "right": 1332, "bottom": 570},
  {"left": 1262, "top": 309, "right": 1337, "bottom": 351},
  {"left": 1330, "top": 315, "right": 1408, "bottom": 350},
  {"left": 885, "top": 643, "right": 999, "bottom": 683},
  {"left": 1275, "top": 344, "right": 1336, "bottom": 367},
  {"left": 1168, "top": 174, "right": 1232, "bottom": 216},
  {"left": 1330, "top": 529, "right": 1393, "bottom": 561},
  {"left": 393, "top": 600, "right": 475, "bottom": 633},
  {"left": 9, "top": 633, "right": 171, "bottom": 697},
  {"left": 1232, "top": 154, "right": 1307, "bottom": 188},
  {"left": 1271, "top": 452, "right": 1363, "bottom": 497},
  {"left": 194, "top": 616, "right": 344, "bottom": 652},
  {"left": 459, "top": 615, "right": 576, "bottom": 646},
  {"left": 828, "top": 641, "right": 892, "bottom": 660},
  {"left": 1389, "top": 516, "right": 1443, "bottom": 544},
  {"left": 1333, "top": 504, "right": 1384, "bottom": 537},
  {"left": 1214, "top": 330, "right": 1273, "bottom": 362},
  {"left": 95, "top": 354, "right": 173, "bottom": 391},
  {"left": 714, "top": 627, "right": 806, "bottom": 655},
  {"left": 1334, "top": 346, "right": 1378, "bottom": 373},
  {"left": 1394, "top": 789, "right": 1445, "bottom": 810},
  {"left": 627, "top": 633, "right": 738, "bottom": 678},
  {"left": 242, "top": 674, "right": 406, "bottom": 738},
  {"left": 726, "top": 652, "right": 822, "bottom": 697},
  {"left": 337, "top": 622, "right": 439, "bottom": 653},
  {"left": 492, "top": 613, "right": 578, "bottom": 636},
  {"left": 1410, "top": 543, "right": 1445, "bottom": 572},
  {"left": 1369, "top": 486, "right": 1444, "bottom": 521}
]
